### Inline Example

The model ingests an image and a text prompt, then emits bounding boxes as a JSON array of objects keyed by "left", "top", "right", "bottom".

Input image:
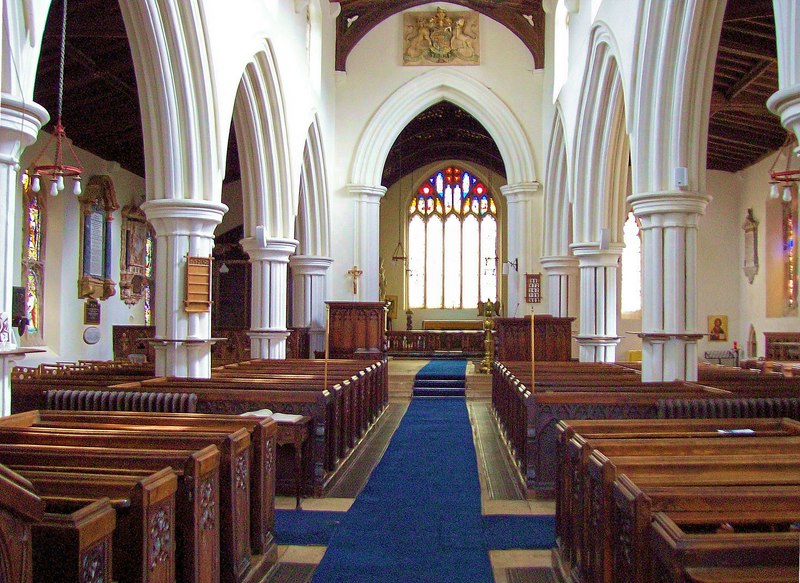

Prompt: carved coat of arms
[{"left": 403, "top": 8, "right": 480, "bottom": 66}]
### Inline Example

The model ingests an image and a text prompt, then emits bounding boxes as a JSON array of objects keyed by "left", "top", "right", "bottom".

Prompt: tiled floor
[{"left": 265, "top": 359, "right": 556, "bottom": 582}]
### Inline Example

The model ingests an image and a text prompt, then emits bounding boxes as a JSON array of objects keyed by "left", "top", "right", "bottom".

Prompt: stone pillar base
[{"left": 249, "top": 330, "right": 292, "bottom": 359}]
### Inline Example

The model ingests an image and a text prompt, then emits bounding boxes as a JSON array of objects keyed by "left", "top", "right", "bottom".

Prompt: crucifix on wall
[{"left": 347, "top": 265, "right": 363, "bottom": 295}]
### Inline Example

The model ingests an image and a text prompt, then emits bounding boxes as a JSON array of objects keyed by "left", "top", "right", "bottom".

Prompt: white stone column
[
  {"left": 501, "top": 182, "right": 541, "bottom": 316},
  {"left": 540, "top": 255, "right": 578, "bottom": 318},
  {"left": 142, "top": 199, "right": 228, "bottom": 378},
  {"left": 571, "top": 244, "right": 623, "bottom": 362},
  {"left": 290, "top": 255, "right": 333, "bottom": 357},
  {"left": 629, "top": 190, "right": 710, "bottom": 381},
  {"left": 0, "top": 95, "right": 49, "bottom": 317},
  {"left": 241, "top": 236, "right": 298, "bottom": 359},
  {"left": 768, "top": 0, "right": 800, "bottom": 144},
  {"left": 348, "top": 184, "right": 386, "bottom": 301}
]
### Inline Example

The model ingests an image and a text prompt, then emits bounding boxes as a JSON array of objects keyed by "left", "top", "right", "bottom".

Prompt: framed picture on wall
[
  {"left": 708, "top": 315, "right": 728, "bottom": 342},
  {"left": 385, "top": 295, "right": 398, "bottom": 321}
]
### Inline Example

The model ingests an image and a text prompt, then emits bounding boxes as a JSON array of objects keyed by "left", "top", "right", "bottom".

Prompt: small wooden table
[{"left": 276, "top": 416, "right": 312, "bottom": 509}]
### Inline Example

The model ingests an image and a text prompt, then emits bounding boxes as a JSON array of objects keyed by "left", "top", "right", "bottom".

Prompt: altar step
[{"left": 412, "top": 378, "right": 466, "bottom": 397}]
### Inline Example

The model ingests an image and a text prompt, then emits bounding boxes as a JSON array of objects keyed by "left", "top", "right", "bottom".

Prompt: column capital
[
  {"left": 0, "top": 94, "right": 50, "bottom": 162},
  {"left": 240, "top": 236, "right": 298, "bottom": 263},
  {"left": 574, "top": 335, "right": 622, "bottom": 347},
  {"left": 500, "top": 181, "right": 541, "bottom": 201},
  {"left": 570, "top": 243, "right": 623, "bottom": 267},
  {"left": 768, "top": 85, "right": 800, "bottom": 146},
  {"left": 289, "top": 254, "right": 333, "bottom": 275},
  {"left": 141, "top": 199, "right": 228, "bottom": 237},
  {"left": 540, "top": 255, "right": 578, "bottom": 275},
  {"left": 347, "top": 184, "right": 387, "bottom": 202},
  {"left": 627, "top": 190, "right": 711, "bottom": 228}
]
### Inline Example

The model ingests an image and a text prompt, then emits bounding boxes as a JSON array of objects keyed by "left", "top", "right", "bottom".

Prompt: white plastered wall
[
  {"left": 332, "top": 2, "right": 543, "bottom": 301},
  {"left": 15, "top": 136, "right": 146, "bottom": 365}
]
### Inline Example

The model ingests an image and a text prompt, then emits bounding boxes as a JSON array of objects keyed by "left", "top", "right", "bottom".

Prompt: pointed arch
[
  {"left": 233, "top": 40, "right": 294, "bottom": 239},
  {"left": 350, "top": 69, "right": 536, "bottom": 188},
  {"left": 296, "top": 115, "right": 330, "bottom": 256},
  {"left": 571, "top": 25, "right": 629, "bottom": 245},
  {"left": 119, "top": 0, "right": 224, "bottom": 202},
  {"left": 631, "top": 0, "right": 725, "bottom": 195},
  {"left": 542, "top": 107, "right": 572, "bottom": 257}
]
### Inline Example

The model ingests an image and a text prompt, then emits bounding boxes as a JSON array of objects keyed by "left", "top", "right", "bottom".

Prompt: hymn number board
[
  {"left": 525, "top": 273, "right": 542, "bottom": 304},
  {"left": 185, "top": 256, "right": 212, "bottom": 313}
]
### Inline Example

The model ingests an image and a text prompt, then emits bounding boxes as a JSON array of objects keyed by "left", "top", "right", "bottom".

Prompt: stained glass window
[
  {"left": 143, "top": 229, "right": 155, "bottom": 326},
  {"left": 783, "top": 199, "right": 797, "bottom": 311},
  {"left": 21, "top": 183, "right": 46, "bottom": 338},
  {"left": 621, "top": 211, "right": 642, "bottom": 317},
  {"left": 407, "top": 166, "right": 498, "bottom": 309}
]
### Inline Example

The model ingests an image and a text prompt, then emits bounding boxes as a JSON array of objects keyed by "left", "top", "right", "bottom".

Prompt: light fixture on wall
[
  {"left": 768, "top": 134, "right": 799, "bottom": 203},
  {"left": 22, "top": 0, "right": 84, "bottom": 197},
  {"left": 502, "top": 258, "right": 519, "bottom": 275}
]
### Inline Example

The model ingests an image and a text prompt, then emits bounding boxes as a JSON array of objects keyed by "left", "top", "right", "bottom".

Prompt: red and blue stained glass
[{"left": 408, "top": 166, "right": 497, "bottom": 309}]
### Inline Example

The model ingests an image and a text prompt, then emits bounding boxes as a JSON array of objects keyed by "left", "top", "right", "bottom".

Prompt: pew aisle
[{"left": 271, "top": 384, "right": 558, "bottom": 582}]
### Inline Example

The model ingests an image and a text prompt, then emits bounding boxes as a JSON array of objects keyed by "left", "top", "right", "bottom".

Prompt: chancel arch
[{"left": 350, "top": 68, "right": 538, "bottom": 303}]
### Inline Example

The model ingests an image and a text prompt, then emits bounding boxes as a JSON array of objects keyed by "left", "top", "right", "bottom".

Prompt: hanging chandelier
[
  {"left": 768, "top": 134, "right": 799, "bottom": 203},
  {"left": 23, "top": 0, "right": 83, "bottom": 197}
]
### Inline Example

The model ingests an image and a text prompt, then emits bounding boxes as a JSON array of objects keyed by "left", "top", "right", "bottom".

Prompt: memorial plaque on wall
[{"left": 84, "top": 299, "right": 101, "bottom": 325}]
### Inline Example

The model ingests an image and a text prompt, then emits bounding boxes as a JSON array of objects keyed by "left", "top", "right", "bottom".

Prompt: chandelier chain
[{"left": 57, "top": 0, "right": 68, "bottom": 121}]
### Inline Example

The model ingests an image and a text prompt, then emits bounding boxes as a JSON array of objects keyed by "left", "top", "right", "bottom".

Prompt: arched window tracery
[{"left": 407, "top": 166, "right": 497, "bottom": 309}]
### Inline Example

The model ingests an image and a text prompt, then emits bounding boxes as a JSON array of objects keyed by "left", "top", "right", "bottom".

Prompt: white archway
[
  {"left": 541, "top": 108, "right": 578, "bottom": 324},
  {"left": 569, "top": 24, "right": 630, "bottom": 362},
  {"left": 351, "top": 68, "right": 536, "bottom": 187},
  {"left": 349, "top": 69, "right": 538, "bottom": 301},
  {"left": 234, "top": 40, "right": 295, "bottom": 241}
]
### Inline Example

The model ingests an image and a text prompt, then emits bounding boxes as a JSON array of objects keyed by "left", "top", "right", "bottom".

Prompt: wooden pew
[
  {"left": 27, "top": 466, "right": 178, "bottom": 583},
  {"left": 562, "top": 436, "right": 800, "bottom": 582},
  {"left": 554, "top": 418, "right": 800, "bottom": 566},
  {"left": 611, "top": 476, "right": 800, "bottom": 583},
  {"left": 13, "top": 409, "right": 277, "bottom": 555},
  {"left": 0, "top": 464, "right": 45, "bottom": 583},
  {"left": 32, "top": 498, "right": 116, "bottom": 583},
  {"left": 582, "top": 452, "right": 800, "bottom": 583},
  {"left": 0, "top": 443, "right": 220, "bottom": 582},
  {"left": 649, "top": 510, "right": 800, "bottom": 583},
  {"left": 0, "top": 425, "right": 252, "bottom": 583},
  {"left": 108, "top": 379, "right": 337, "bottom": 496}
]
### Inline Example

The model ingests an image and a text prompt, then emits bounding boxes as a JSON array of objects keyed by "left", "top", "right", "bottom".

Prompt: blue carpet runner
[
  {"left": 297, "top": 398, "right": 555, "bottom": 582},
  {"left": 413, "top": 359, "right": 467, "bottom": 397}
]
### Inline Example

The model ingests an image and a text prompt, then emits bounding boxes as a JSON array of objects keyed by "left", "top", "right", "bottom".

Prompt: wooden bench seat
[
  {"left": 0, "top": 464, "right": 45, "bottom": 583},
  {"left": 27, "top": 466, "right": 178, "bottom": 583},
  {"left": 558, "top": 435, "right": 800, "bottom": 576},
  {"left": 649, "top": 510, "right": 800, "bottom": 583},
  {"left": 611, "top": 476, "right": 800, "bottom": 583},
  {"left": 581, "top": 452, "right": 800, "bottom": 583},
  {"left": 10, "top": 409, "right": 278, "bottom": 555},
  {"left": 32, "top": 497, "right": 116, "bottom": 583},
  {"left": 108, "top": 380, "right": 338, "bottom": 496},
  {"left": 0, "top": 442, "right": 220, "bottom": 582},
  {"left": 0, "top": 425, "right": 254, "bottom": 583}
]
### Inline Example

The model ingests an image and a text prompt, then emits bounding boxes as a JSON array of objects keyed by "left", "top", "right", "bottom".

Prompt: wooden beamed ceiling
[
  {"left": 708, "top": 0, "right": 784, "bottom": 173},
  {"left": 30, "top": 1, "right": 784, "bottom": 187}
]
